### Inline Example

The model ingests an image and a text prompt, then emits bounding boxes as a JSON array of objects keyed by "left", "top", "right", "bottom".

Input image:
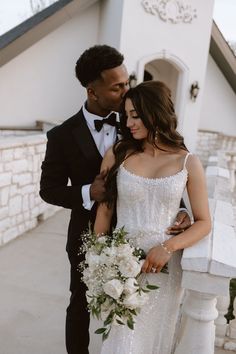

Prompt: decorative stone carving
[{"left": 141, "top": 0, "right": 197, "bottom": 23}]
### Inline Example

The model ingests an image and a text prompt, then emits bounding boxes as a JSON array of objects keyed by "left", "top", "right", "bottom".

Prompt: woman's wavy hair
[{"left": 104, "top": 80, "right": 188, "bottom": 206}]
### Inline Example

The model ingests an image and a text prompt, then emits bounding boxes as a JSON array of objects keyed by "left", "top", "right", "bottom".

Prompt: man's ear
[{"left": 87, "top": 86, "right": 98, "bottom": 101}]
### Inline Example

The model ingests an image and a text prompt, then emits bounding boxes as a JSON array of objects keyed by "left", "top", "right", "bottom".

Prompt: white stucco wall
[
  {"left": 0, "top": 2, "right": 100, "bottom": 127},
  {"left": 99, "top": 0, "right": 215, "bottom": 151},
  {"left": 199, "top": 55, "right": 236, "bottom": 136}
]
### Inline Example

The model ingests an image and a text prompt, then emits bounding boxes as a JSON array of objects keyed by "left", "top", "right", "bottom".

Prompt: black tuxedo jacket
[{"left": 40, "top": 109, "right": 105, "bottom": 256}]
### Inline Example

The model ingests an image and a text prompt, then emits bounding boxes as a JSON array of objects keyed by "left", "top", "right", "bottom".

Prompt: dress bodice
[{"left": 116, "top": 155, "right": 189, "bottom": 253}]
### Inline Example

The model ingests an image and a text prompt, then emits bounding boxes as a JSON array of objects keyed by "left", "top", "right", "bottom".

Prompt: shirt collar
[{"left": 82, "top": 103, "right": 118, "bottom": 131}]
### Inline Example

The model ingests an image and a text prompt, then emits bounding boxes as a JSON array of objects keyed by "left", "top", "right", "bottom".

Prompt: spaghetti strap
[{"left": 183, "top": 152, "right": 192, "bottom": 170}]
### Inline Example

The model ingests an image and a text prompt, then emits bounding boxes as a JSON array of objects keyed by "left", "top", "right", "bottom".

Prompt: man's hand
[
  {"left": 90, "top": 170, "right": 108, "bottom": 202},
  {"left": 166, "top": 210, "right": 191, "bottom": 235}
]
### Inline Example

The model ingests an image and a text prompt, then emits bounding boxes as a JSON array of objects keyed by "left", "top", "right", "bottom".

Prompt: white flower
[
  {"left": 97, "top": 236, "right": 107, "bottom": 244},
  {"left": 119, "top": 258, "right": 142, "bottom": 278},
  {"left": 116, "top": 244, "right": 134, "bottom": 259},
  {"left": 123, "top": 292, "right": 149, "bottom": 310},
  {"left": 104, "top": 267, "right": 119, "bottom": 281},
  {"left": 85, "top": 251, "right": 101, "bottom": 267},
  {"left": 103, "top": 279, "right": 124, "bottom": 299},
  {"left": 123, "top": 278, "right": 138, "bottom": 295},
  {"left": 103, "top": 246, "right": 118, "bottom": 265}
]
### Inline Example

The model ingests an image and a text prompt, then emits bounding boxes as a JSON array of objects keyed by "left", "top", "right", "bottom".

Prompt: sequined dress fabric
[{"left": 100, "top": 155, "right": 190, "bottom": 354}]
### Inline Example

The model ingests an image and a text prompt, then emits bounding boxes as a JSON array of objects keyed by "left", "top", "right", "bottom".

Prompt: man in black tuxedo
[{"left": 40, "top": 45, "right": 190, "bottom": 354}]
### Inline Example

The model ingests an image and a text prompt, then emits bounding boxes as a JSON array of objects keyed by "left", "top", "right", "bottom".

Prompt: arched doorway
[{"left": 137, "top": 51, "right": 189, "bottom": 132}]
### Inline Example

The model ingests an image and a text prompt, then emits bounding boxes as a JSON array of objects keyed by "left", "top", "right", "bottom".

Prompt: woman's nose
[{"left": 126, "top": 116, "right": 133, "bottom": 127}]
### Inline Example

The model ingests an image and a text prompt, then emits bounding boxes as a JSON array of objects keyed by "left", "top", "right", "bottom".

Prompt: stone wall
[
  {"left": 196, "top": 130, "right": 236, "bottom": 166},
  {"left": 0, "top": 134, "right": 60, "bottom": 245}
]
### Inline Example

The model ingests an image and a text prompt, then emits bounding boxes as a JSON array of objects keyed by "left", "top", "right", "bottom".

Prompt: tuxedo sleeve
[{"left": 39, "top": 131, "right": 83, "bottom": 209}]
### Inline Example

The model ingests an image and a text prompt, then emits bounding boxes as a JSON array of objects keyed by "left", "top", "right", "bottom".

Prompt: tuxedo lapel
[{"left": 72, "top": 110, "right": 102, "bottom": 162}]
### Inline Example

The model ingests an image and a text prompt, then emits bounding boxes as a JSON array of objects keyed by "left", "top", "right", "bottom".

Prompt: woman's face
[{"left": 125, "top": 98, "right": 148, "bottom": 140}]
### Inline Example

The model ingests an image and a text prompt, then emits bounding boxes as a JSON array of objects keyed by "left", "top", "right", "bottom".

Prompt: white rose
[
  {"left": 97, "top": 236, "right": 107, "bottom": 244},
  {"left": 123, "top": 278, "right": 139, "bottom": 295},
  {"left": 103, "top": 279, "right": 124, "bottom": 299},
  {"left": 104, "top": 267, "right": 119, "bottom": 281},
  {"left": 116, "top": 244, "right": 134, "bottom": 259},
  {"left": 123, "top": 292, "right": 149, "bottom": 310},
  {"left": 103, "top": 247, "right": 118, "bottom": 266},
  {"left": 85, "top": 251, "right": 101, "bottom": 267},
  {"left": 119, "top": 258, "right": 142, "bottom": 278}
]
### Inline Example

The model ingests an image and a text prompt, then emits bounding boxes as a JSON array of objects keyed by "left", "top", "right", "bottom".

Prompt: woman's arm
[
  {"left": 94, "top": 147, "right": 115, "bottom": 235},
  {"left": 164, "top": 154, "right": 211, "bottom": 252},
  {"left": 142, "top": 154, "right": 211, "bottom": 273}
]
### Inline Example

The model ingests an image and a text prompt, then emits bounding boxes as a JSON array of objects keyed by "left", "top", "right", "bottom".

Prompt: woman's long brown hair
[{"left": 104, "top": 80, "right": 188, "bottom": 207}]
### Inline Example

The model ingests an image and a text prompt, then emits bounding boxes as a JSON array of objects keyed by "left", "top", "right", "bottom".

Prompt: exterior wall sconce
[
  {"left": 129, "top": 72, "right": 138, "bottom": 88},
  {"left": 190, "top": 81, "right": 200, "bottom": 101}
]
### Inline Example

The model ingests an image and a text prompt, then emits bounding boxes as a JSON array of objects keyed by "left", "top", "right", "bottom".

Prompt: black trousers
[{"left": 66, "top": 254, "right": 90, "bottom": 354}]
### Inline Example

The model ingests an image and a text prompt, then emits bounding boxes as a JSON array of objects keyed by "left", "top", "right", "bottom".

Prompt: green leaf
[
  {"left": 127, "top": 318, "right": 134, "bottom": 330},
  {"left": 95, "top": 327, "right": 107, "bottom": 334},
  {"left": 116, "top": 319, "right": 125, "bottom": 325},
  {"left": 146, "top": 284, "right": 159, "bottom": 290}
]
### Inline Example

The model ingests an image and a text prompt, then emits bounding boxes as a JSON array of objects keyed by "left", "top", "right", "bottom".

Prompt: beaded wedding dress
[{"left": 100, "top": 153, "right": 191, "bottom": 354}]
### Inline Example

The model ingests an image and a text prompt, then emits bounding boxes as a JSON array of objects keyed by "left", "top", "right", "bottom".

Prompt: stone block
[
  {"left": 10, "top": 185, "right": 17, "bottom": 196},
  {"left": 31, "top": 206, "right": 39, "bottom": 218},
  {"left": 22, "top": 195, "right": 29, "bottom": 211},
  {"left": 0, "top": 186, "right": 9, "bottom": 206},
  {"left": 12, "top": 173, "right": 32, "bottom": 186},
  {"left": 6, "top": 159, "right": 28, "bottom": 173},
  {"left": 2, "top": 149, "right": 13, "bottom": 162},
  {"left": 0, "top": 218, "right": 10, "bottom": 232},
  {"left": 0, "top": 173, "right": 11, "bottom": 187},
  {"left": 18, "top": 223, "right": 27, "bottom": 235},
  {"left": 0, "top": 207, "right": 9, "bottom": 220},
  {"left": 35, "top": 144, "right": 46, "bottom": 153},
  {"left": 20, "top": 185, "right": 35, "bottom": 195},
  {"left": 9, "top": 195, "right": 22, "bottom": 216},
  {"left": 29, "top": 193, "right": 35, "bottom": 208},
  {"left": 3, "top": 227, "right": 19, "bottom": 244},
  {"left": 14, "top": 147, "right": 25, "bottom": 159}
]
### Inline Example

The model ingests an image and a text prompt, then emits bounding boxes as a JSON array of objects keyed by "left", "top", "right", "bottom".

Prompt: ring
[{"left": 151, "top": 267, "right": 156, "bottom": 273}]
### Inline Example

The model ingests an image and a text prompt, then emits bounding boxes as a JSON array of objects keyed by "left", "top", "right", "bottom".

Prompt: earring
[{"left": 155, "top": 130, "right": 158, "bottom": 141}]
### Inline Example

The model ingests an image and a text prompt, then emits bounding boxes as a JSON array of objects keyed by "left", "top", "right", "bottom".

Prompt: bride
[{"left": 94, "top": 81, "right": 211, "bottom": 354}]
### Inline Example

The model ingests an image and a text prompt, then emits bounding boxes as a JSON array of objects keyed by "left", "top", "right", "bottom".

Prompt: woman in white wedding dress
[{"left": 94, "top": 81, "right": 211, "bottom": 354}]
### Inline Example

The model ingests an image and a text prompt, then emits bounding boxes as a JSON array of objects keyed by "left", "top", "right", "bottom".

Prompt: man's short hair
[{"left": 75, "top": 45, "right": 124, "bottom": 87}]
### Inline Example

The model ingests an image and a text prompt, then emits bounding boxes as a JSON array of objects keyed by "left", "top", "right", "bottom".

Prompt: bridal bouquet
[{"left": 79, "top": 226, "right": 159, "bottom": 340}]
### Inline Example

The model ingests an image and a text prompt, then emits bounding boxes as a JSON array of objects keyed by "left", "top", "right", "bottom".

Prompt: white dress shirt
[{"left": 81, "top": 103, "right": 118, "bottom": 210}]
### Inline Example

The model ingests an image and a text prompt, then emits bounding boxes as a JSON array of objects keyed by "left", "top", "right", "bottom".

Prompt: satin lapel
[{"left": 72, "top": 111, "right": 102, "bottom": 162}]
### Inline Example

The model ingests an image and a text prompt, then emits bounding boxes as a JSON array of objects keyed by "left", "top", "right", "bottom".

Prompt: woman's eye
[{"left": 132, "top": 115, "right": 140, "bottom": 119}]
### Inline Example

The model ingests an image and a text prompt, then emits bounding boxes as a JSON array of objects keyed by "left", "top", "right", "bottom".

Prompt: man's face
[{"left": 89, "top": 64, "right": 129, "bottom": 115}]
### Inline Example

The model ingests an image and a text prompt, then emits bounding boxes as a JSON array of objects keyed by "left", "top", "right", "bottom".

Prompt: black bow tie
[{"left": 94, "top": 113, "right": 117, "bottom": 132}]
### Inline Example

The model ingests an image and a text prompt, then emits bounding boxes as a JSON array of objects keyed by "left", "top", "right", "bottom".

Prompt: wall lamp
[
  {"left": 190, "top": 81, "right": 200, "bottom": 101},
  {"left": 129, "top": 72, "right": 138, "bottom": 88}
]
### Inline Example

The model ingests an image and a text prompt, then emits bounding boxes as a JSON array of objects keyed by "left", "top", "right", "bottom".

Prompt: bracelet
[{"left": 160, "top": 242, "right": 173, "bottom": 255}]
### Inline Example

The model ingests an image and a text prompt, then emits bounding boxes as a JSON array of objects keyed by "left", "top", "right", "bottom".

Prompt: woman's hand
[{"left": 141, "top": 245, "right": 172, "bottom": 273}]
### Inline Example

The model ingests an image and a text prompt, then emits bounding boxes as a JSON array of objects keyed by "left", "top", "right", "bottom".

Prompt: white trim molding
[{"left": 141, "top": 0, "right": 197, "bottom": 24}]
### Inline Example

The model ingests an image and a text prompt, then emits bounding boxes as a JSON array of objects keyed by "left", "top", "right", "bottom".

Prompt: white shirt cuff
[
  {"left": 178, "top": 207, "right": 191, "bottom": 218},
  {"left": 82, "top": 184, "right": 95, "bottom": 210}
]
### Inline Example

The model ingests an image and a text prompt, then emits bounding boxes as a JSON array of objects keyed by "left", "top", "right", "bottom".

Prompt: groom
[{"left": 40, "top": 45, "right": 190, "bottom": 354}]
